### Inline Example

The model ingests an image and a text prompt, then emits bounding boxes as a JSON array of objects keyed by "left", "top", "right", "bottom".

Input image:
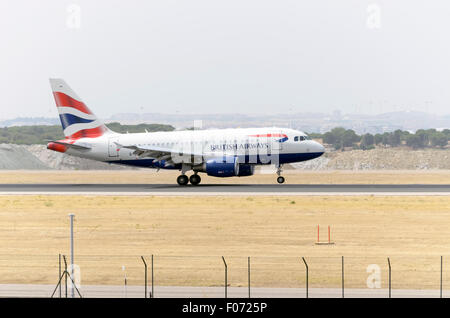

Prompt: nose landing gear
[
  {"left": 277, "top": 176, "right": 285, "bottom": 184},
  {"left": 276, "top": 165, "right": 285, "bottom": 184}
]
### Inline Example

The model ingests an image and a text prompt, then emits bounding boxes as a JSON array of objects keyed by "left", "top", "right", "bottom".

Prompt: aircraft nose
[
  {"left": 318, "top": 142, "right": 325, "bottom": 153},
  {"left": 313, "top": 141, "right": 325, "bottom": 155}
]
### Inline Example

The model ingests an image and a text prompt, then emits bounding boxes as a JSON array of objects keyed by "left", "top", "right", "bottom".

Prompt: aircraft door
[
  {"left": 108, "top": 136, "right": 120, "bottom": 157},
  {"left": 271, "top": 131, "right": 284, "bottom": 152}
]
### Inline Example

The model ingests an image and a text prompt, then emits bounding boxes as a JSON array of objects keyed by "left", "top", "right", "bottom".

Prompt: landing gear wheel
[
  {"left": 189, "top": 174, "right": 201, "bottom": 185},
  {"left": 177, "top": 175, "right": 189, "bottom": 186},
  {"left": 276, "top": 164, "right": 284, "bottom": 184}
]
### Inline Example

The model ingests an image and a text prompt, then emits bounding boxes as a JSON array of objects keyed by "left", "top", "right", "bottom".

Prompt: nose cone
[
  {"left": 302, "top": 140, "right": 325, "bottom": 160},
  {"left": 315, "top": 142, "right": 325, "bottom": 155},
  {"left": 310, "top": 141, "right": 325, "bottom": 159}
]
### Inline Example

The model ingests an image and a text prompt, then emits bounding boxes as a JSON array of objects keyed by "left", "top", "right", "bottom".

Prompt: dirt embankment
[
  {"left": 23, "top": 145, "right": 130, "bottom": 170},
  {"left": 0, "top": 144, "right": 128, "bottom": 170},
  {"left": 0, "top": 144, "right": 49, "bottom": 170}
]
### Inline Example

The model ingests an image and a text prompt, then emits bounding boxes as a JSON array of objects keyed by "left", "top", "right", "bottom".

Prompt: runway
[{"left": 0, "top": 184, "right": 449, "bottom": 195}]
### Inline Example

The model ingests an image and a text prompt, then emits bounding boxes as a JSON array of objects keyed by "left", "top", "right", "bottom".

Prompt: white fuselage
[{"left": 62, "top": 127, "right": 325, "bottom": 170}]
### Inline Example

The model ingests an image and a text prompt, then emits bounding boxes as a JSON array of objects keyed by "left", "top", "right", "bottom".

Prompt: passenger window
[
  {"left": 300, "top": 136, "right": 305, "bottom": 141},
  {"left": 294, "top": 136, "right": 299, "bottom": 142}
]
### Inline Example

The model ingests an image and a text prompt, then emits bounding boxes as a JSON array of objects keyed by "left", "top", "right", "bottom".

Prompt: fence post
[
  {"left": 51, "top": 268, "right": 83, "bottom": 298},
  {"left": 387, "top": 257, "right": 391, "bottom": 298},
  {"left": 141, "top": 256, "right": 147, "bottom": 298},
  {"left": 122, "top": 265, "right": 127, "bottom": 298},
  {"left": 342, "top": 256, "right": 344, "bottom": 298},
  {"left": 302, "top": 257, "right": 308, "bottom": 298},
  {"left": 63, "top": 255, "right": 68, "bottom": 298},
  {"left": 441, "top": 256, "right": 443, "bottom": 298},
  {"left": 151, "top": 254, "right": 154, "bottom": 298},
  {"left": 58, "top": 254, "right": 62, "bottom": 298},
  {"left": 248, "top": 257, "right": 251, "bottom": 298},
  {"left": 222, "top": 256, "right": 228, "bottom": 298}
]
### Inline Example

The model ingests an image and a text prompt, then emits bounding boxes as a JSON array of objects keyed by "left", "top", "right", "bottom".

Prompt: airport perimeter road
[
  {"left": 0, "top": 284, "right": 446, "bottom": 298},
  {"left": 0, "top": 184, "right": 449, "bottom": 195}
]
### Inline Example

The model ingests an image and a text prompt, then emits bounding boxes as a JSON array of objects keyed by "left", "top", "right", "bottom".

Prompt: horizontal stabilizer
[{"left": 47, "top": 140, "right": 92, "bottom": 150}]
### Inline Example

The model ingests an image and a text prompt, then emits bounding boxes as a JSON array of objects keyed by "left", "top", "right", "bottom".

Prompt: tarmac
[{"left": 0, "top": 184, "right": 449, "bottom": 196}]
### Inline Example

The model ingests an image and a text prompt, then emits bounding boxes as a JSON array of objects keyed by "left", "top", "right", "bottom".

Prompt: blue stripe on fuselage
[{"left": 107, "top": 152, "right": 324, "bottom": 169}]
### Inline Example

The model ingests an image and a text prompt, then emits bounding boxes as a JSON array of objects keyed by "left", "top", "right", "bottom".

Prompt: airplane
[{"left": 47, "top": 79, "right": 325, "bottom": 185}]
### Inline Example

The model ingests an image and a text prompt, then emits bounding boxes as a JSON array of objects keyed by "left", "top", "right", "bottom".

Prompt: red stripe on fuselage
[
  {"left": 248, "top": 134, "right": 288, "bottom": 138},
  {"left": 47, "top": 125, "right": 105, "bottom": 153},
  {"left": 53, "top": 92, "right": 92, "bottom": 115}
]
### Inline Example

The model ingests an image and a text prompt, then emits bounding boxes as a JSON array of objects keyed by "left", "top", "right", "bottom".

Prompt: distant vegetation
[
  {"left": 0, "top": 122, "right": 175, "bottom": 145},
  {"left": 0, "top": 125, "right": 65, "bottom": 145},
  {"left": 0, "top": 122, "right": 448, "bottom": 150},
  {"left": 105, "top": 123, "right": 175, "bottom": 134},
  {"left": 310, "top": 127, "right": 450, "bottom": 150}
]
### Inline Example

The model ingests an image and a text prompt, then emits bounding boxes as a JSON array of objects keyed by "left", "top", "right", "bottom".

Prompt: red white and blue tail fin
[{"left": 50, "top": 79, "right": 110, "bottom": 139}]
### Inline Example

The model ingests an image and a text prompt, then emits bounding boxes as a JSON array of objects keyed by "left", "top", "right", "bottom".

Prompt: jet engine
[{"left": 203, "top": 157, "right": 239, "bottom": 177}]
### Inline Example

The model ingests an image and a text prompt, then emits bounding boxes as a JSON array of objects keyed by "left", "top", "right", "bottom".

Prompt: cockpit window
[
  {"left": 294, "top": 135, "right": 311, "bottom": 142},
  {"left": 293, "top": 135, "right": 312, "bottom": 142}
]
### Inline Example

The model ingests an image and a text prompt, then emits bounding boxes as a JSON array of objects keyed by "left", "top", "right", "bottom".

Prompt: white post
[
  {"left": 69, "top": 213, "right": 75, "bottom": 298},
  {"left": 122, "top": 265, "right": 127, "bottom": 298}
]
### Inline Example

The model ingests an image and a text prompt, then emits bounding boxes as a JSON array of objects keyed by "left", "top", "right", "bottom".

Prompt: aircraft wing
[{"left": 114, "top": 142, "right": 205, "bottom": 166}]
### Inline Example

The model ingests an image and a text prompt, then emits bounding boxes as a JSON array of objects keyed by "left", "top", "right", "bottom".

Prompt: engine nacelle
[
  {"left": 237, "top": 164, "right": 255, "bottom": 177},
  {"left": 205, "top": 157, "right": 239, "bottom": 177}
]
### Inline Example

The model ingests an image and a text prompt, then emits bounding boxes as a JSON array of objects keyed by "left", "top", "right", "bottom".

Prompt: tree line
[
  {"left": 0, "top": 123, "right": 448, "bottom": 150},
  {"left": 309, "top": 127, "right": 450, "bottom": 150},
  {"left": 0, "top": 122, "right": 175, "bottom": 145}
]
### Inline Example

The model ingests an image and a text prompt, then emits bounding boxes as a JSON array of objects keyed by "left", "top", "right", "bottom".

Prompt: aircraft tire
[
  {"left": 277, "top": 176, "right": 285, "bottom": 184},
  {"left": 189, "top": 174, "right": 201, "bottom": 185},
  {"left": 177, "top": 175, "right": 189, "bottom": 186}
]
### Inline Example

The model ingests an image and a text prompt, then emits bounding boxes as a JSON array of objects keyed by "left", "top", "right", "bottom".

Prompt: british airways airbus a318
[{"left": 47, "top": 79, "right": 325, "bottom": 185}]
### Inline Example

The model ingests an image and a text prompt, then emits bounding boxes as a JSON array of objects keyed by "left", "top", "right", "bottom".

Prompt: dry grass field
[
  {"left": 0, "top": 169, "right": 450, "bottom": 184},
  {"left": 0, "top": 195, "right": 449, "bottom": 290}
]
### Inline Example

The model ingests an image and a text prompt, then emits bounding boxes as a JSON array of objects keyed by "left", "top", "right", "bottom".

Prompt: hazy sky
[{"left": 1, "top": 1, "right": 450, "bottom": 119}]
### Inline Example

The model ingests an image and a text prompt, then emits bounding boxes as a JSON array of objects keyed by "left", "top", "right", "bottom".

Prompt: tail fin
[{"left": 49, "top": 79, "right": 110, "bottom": 139}]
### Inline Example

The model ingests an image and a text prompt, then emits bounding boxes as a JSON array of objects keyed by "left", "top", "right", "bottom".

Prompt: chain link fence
[{"left": 0, "top": 254, "right": 447, "bottom": 297}]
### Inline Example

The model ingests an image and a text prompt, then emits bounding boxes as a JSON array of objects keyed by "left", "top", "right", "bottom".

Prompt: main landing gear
[
  {"left": 176, "top": 173, "right": 201, "bottom": 186},
  {"left": 189, "top": 174, "right": 201, "bottom": 185},
  {"left": 276, "top": 165, "right": 285, "bottom": 184},
  {"left": 177, "top": 174, "right": 189, "bottom": 186}
]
